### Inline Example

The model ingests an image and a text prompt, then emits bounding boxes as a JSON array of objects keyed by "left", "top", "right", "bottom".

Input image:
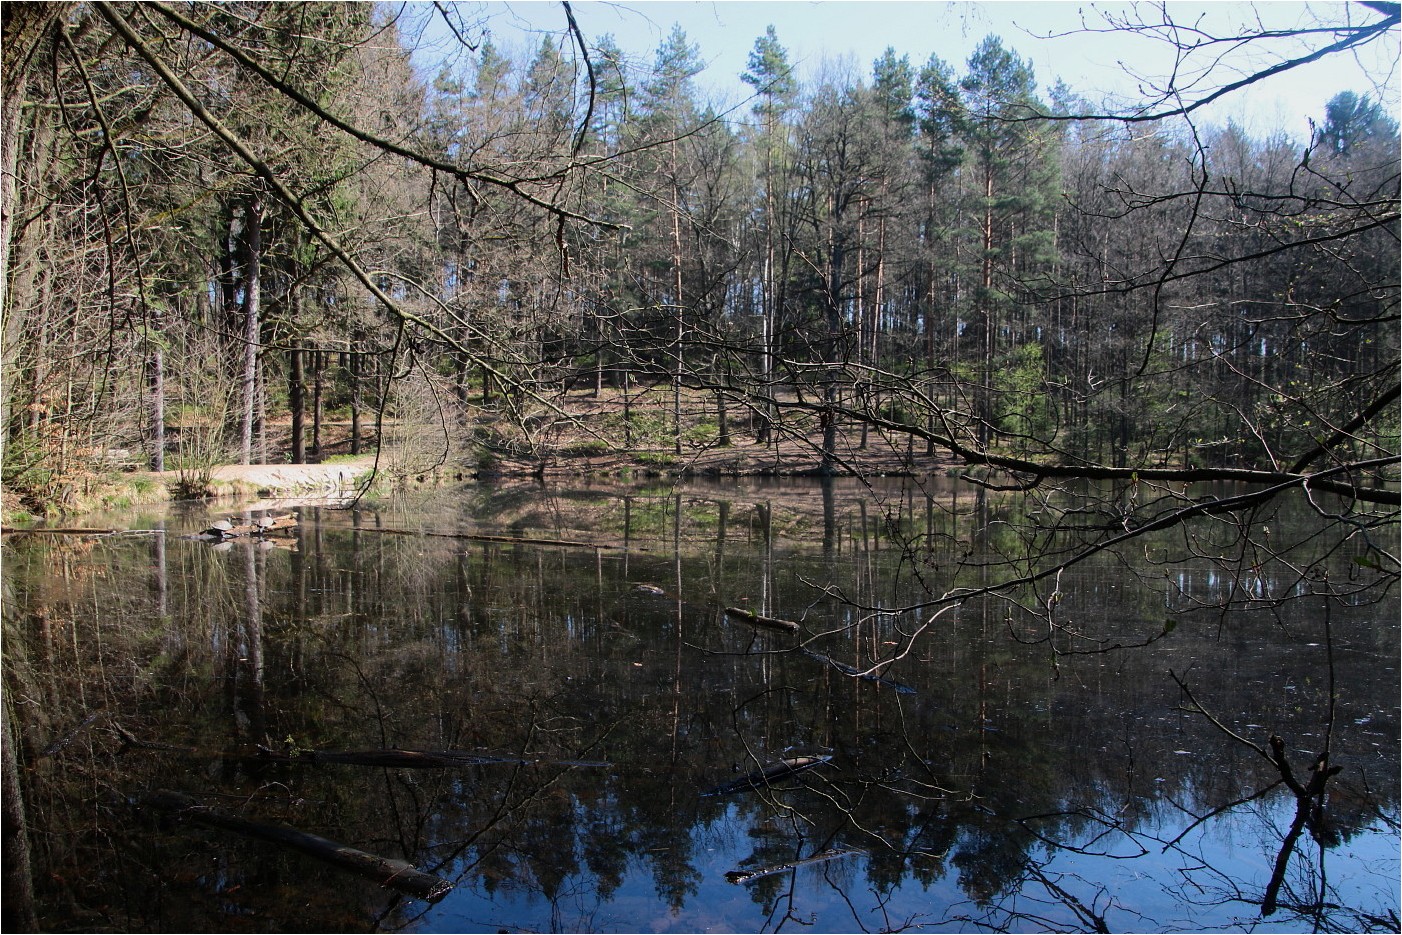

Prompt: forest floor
[
  {"left": 199, "top": 423, "right": 956, "bottom": 488},
  {"left": 1, "top": 388, "right": 965, "bottom": 522},
  {"left": 212, "top": 384, "right": 962, "bottom": 488}
]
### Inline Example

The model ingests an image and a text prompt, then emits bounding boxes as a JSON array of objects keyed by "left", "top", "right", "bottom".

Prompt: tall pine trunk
[
  {"left": 311, "top": 350, "right": 323, "bottom": 459},
  {"left": 978, "top": 162, "right": 995, "bottom": 450},
  {"left": 148, "top": 300, "right": 165, "bottom": 471},
  {"left": 670, "top": 141, "right": 684, "bottom": 457},
  {"left": 349, "top": 350, "right": 361, "bottom": 456},
  {"left": 289, "top": 344, "right": 305, "bottom": 464},
  {"left": 821, "top": 194, "right": 845, "bottom": 475},
  {"left": 238, "top": 194, "right": 262, "bottom": 465}
]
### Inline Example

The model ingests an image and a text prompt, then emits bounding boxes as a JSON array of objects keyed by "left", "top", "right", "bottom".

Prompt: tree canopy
[{"left": 1, "top": 0, "right": 1396, "bottom": 626}]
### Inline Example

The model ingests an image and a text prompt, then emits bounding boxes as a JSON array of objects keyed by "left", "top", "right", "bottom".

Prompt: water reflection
[{"left": 3, "top": 478, "right": 1397, "bottom": 933}]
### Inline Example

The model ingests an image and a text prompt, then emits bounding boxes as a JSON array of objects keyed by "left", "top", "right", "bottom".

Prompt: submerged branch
[
  {"left": 142, "top": 790, "right": 452, "bottom": 901},
  {"left": 725, "top": 847, "right": 863, "bottom": 885}
]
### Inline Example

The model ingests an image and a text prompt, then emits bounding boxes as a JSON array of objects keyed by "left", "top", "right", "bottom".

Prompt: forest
[
  {"left": 1, "top": 4, "right": 1399, "bottom": 930},
  {"left": 2, "top": 1, "right": 1396, "bottom": 510}
]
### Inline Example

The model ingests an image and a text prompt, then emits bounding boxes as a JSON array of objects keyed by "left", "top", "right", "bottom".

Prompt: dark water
[{"left": 3, "top": 477, "right": 1397, "bottom": 933}]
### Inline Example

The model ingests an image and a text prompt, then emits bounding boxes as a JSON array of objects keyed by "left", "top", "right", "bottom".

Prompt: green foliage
[
  {"left": 683, "top": 419, "right": 719, "bottom": 445},
  {"left": 995, "top": 343, "right": 1053, "bottom": 444},
  {"left": 742, "top": 25, "right": 797, "bottom": 116},
  {"left": 1319, "top": 91, "right": 1399, "bottom": 156},
  {"left": 2, "top": 0, "right": 1392, "bottom": 510},
  {"left": 871, "top": 47, "right": 916, "bottom": 134}
]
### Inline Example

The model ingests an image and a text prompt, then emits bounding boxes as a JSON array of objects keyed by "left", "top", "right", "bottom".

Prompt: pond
[{"left": 3, "top": 476, "right": 1397, "bottom": 933}]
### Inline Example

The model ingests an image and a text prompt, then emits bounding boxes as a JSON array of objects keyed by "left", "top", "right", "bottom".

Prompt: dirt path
[{"left": 145, "top": 457, "right": 379, "bottom": 494}]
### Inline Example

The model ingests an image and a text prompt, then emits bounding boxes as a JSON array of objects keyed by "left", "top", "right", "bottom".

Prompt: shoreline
[{"left": 1, "top": 436, "right": 963, "bottom": 526}]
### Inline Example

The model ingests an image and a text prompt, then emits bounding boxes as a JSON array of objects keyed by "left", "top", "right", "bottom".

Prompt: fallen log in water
[
  {"left": 142, "top": 790, "right": 452, "bottom": 901},
  {"left": 197, "top": 513, "right": 299, "bottom": 539},
  {"left": 356, "top": 526, "right": 641, "bottom": 551},
  {"left": 725, "top": 847, "right": 863, "bottom": 885},
  {"left": 114, "top": 725, "right": 606, "bottom": 769},
  {"left": 701, "top": 755, "right": 832, "bottom": 797},
  {"left": 802, "top": 649, "right": 917, "bottom": 694},
  {"left": 38, "top": 712, "right": 104, "bottom": 759},
  {"left": 1, "top": 526, "right": 119, "bottom": 535},
  {"left": 723, "top": 607, "right": 801, "bottom": 631},
  {"left": 262, "top": 747, "right": 609, "bottom": 769}
]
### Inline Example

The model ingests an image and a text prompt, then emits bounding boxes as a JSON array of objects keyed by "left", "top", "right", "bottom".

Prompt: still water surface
[{"left": 4, "top": 477, "right": 1397, "bottom": 932}]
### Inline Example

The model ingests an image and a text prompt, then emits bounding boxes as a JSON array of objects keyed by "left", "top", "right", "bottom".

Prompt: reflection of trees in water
[{"left": 3, "top": 484, "right": 1397, "bottom": 931}]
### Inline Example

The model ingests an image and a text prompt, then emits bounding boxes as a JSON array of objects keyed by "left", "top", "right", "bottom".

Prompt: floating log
[
  {"left": 142, "top": 790, "right": 452, "bottom": 901},
  {"left": 701, "top": 755, "right": 832, "bottom": 797},
  {"left": 259, "top": 747, "right": 609, "bottom": 769},
  {"left": 802, "top": 649, "right": 916, "bottom": 694},
  {"left": 725, "top": 847, "right": 863, "bottom": 885},
  {"left": 39, "top": 711, "right": 104, "bottom": 759},
  {"left": 201, "top": 513, "right": 298, "bottom": 539},
  {"left": 114, "top": 726, "right": 606, "bottom": 769},
  {"left": 1, "top": 527, "right": 118, "bottom": 536},
  {"left": 724, "top": 607, "right": 800, "bottom": 631},
  {"left": 359, "top": 527, "right": 639, "bottom": 551}
]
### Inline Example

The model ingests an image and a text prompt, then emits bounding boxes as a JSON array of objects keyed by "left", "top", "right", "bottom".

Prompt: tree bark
[
  {"left": 238, "top": 194, "right": 263, "bottom": 465},
  {"left": 821, "top": 195, "right": 844, "bottom": 475},
  {"left": 1, "top": 685, "right": 37, "bottom": 933},
  {"left": 311, "top": 350, "right": 323, "bottom": 458},
  {"left": 1, "top": 4, "right": 69, "bottom": 438},
  {"left": 148, "top": 303, "right": 165, "bottom": 471},
  {"left": 289, "top": 344, "right": 305, "bottom": 464},
  {"left": 670, "top": 142, "right": 685, "bottom": 457},
  {"left": 349, "top": 350, "right": 361, "bottom": 456},
  {"left": 979, "top": 160, "right": 995, "bottom": 450}
]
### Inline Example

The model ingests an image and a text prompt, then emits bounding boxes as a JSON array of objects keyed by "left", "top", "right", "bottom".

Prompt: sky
[{"left": 401, "top": 1, "right": 1400, "bottom": 142}]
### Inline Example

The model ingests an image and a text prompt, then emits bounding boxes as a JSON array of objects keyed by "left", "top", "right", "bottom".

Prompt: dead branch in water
[
  {"left": 725, "top": 847, "right": 863, "bottom": 884},
  {"left": 142, "top": 790, "right": 452, "bottom": 901},
  {"left": 113, "top": 724, "right": 606, "bottom": 769},
  {"left": 351, "top": 526, "right": 643, "bottom": 551},
  {"left": 723, "top": 607, "right": 801, "bottom": 631}
]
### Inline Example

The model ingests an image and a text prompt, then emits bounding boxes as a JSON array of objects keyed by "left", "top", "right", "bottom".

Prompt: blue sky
[{"left": 404, "top": 1, "right": 1400, "bottom": 141}]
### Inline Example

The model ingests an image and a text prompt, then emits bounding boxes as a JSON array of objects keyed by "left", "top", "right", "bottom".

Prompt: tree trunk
[
  {"left": 821, "top": 195, "right": 844, "bottom": 475},
  {"left": 238, "top": 194, "right": 263, "bottom": 465},
  {"left": 311, "top": 350, "right": 323, "bottom": 458},
  {"left": 453, "top": 350, "right": 469, "bottom": 410},
  {"left": 925, "top": 230, "right": 938, "bottom": 456},
  {"left": 757, "top": 128, "right": 777, "bottom": 445},
  {"left": 716, "top": 387, "right": 731, "bottom": 447},
  {"left": 289, "top": 345, "right": 305, "bottom": 464},
  {"left": 979, "top": 162, "right": 995, "bottom": 450},
  {"left": 1, "top": 685, "right": 37, "bottom": 933},
  {"left": 622, "top": 370, "right": 634, "bottom": 448},
  {"left": 1, "top": 4, "right": 70, "bottom": 435},
  {"left": 670, "top": 145, "right": 685, "bottom": 457},
  {"left": 349, "top": 351, "right": 361, "bottom": 456},
  {"left": 856, "top": 212, "right": 867, "bottom": 450},
  {"left": 142, "top": 791, "right": 451, "bottom": 902},
  {"left": 256, "top": 358, "right": 267, "bottom": 463},
  {"left": 148, "top": 301, "right": 165, "bottom": 471}
]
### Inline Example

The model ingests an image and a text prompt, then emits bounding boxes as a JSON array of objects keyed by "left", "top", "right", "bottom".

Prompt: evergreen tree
[
  {"left": 957, "top": 35, "right": 1058, "bottom": 448},
  {"left": 741, "top": 25, "right": 798, "bottom": 442},
  {"left": 1317, "top": 90, "right": 1399, "bottom": 156}
]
